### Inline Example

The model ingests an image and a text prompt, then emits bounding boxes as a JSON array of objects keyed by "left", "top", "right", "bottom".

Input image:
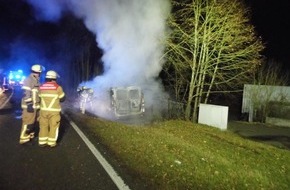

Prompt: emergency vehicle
[{"left": 8, "top": 70, "right": 26, "bottom": 86}]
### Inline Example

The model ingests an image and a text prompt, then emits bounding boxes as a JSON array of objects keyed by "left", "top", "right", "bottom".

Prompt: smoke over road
[{"left": 26, "top": 0, "right": 171, "bottom": 119}]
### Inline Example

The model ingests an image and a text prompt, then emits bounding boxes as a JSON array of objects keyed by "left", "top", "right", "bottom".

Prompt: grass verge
[{"left": 67, "top": 112, "right": 290, "bottom": 190}]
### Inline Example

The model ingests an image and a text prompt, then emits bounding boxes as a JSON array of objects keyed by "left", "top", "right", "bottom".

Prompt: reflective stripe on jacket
[
  {"left": 39, "top": 82, "right": 65, "bottom": 112},
  {"left": 21, "top": 73, "right": 40, "bottom": 109}
]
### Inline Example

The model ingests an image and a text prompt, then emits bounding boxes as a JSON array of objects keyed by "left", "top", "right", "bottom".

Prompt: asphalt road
[
  {"left": 228, "top": 121, "right": 290, "bottom": 150},
  {"left": 0, "top": 88, "right": 120, "bottom": 190}
]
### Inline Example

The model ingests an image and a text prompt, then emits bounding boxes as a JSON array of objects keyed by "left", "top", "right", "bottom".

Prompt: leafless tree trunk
[{"left": 163, "top": 0, "right": 264, "bottom": 122}]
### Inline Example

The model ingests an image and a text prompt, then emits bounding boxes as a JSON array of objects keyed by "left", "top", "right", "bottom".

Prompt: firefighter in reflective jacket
[
  {"left": 19, "top": 64, "right": 43, "bottom": 144},
  {"left": 38, "top": 70, "right": 65, "bottom": 147}
]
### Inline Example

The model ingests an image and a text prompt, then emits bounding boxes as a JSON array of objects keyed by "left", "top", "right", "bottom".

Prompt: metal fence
[{"left": 151, "top": 98, "right": 186, "bottom": 119}]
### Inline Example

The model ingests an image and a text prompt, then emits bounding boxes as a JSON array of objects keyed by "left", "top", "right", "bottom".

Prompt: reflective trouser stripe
[
  {"left": 47, "top": 127, "right": 59, "bottom": 145},
  {"left": 19, "top": 125, "right": 30, "bottom": 144},
  {"left": 47, "top": 127, "right": 59, "bottom": 146},
  {"left": 39, "top": 137, "right": 48, "bottom": 145},
  {"left": 20, "top": 108, "right": 38, "bottom": 144}
]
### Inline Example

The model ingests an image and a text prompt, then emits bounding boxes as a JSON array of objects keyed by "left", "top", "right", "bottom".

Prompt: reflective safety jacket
[
  {"left": 21, "top": 73, "right": 41, "bottom": 109},
  {"left": 39, "top": 81, "right": 65, "bottom": 112}
]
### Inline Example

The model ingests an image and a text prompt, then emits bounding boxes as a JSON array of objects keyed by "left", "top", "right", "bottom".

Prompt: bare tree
[
  {"left": 254, "top": 59, "right": 289, "bottom": 86},
  {"left": 163, "top": 0, "right": 264, "bottom": 121}
]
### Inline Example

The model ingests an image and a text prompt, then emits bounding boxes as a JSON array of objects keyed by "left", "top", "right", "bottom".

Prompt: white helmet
[
  {"left": 31, "top": 64, "right": 43, "bottom": 73},
  {"left": 45, "top": 70, "right": 59, "bottom": 79}
]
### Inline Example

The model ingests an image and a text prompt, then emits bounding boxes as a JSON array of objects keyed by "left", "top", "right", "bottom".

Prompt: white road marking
[
  {"left": 0, "top": 90, "right": 14, "bottom": 109},
  {"left": 62, "top": 113, "right": 131, "bottom": 190}
]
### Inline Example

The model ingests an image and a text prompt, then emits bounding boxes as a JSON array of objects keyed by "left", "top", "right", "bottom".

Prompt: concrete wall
[
  {"left": 198, "top": 104, "right": 228, "bottom": 130},
  {"left": 242, "top": 84, "right": 290, "bottom": 122}
]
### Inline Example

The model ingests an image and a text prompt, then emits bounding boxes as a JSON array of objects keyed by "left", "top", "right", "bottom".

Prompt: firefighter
[
  {"left": 19, "top": 64, "right": 44, "bottom": 145},
  {"left": 38, "top": 70, "right": 65, "bottom": 147},
  {"left": 77, "top": 85, "right": 94, "bottom": 114}
]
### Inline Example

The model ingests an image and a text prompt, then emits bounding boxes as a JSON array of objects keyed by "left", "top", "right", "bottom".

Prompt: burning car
[{"left": 110, "top": 86, "right": 145, "bottom": 117}]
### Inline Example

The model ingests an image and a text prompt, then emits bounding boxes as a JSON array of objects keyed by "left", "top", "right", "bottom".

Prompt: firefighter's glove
[{"left": 27, "top": 104, "right": 34, "bottom": 113}]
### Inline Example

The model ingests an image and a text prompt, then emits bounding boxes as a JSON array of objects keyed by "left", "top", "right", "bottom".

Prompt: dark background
[
  {"left": 245, "top": 0, "right": 290, "bottom": 71},
  {"left": 0, "top": 0, "right": 102, "bottom": 92}
]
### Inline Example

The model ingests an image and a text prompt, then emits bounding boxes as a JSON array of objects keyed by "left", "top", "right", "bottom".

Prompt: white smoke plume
[{"left": 26, "top": 0, "right": 171, "bottom": 119}]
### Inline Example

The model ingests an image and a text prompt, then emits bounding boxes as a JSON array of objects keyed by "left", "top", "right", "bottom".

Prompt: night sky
[
  {"left": 0, "top": 0, "right": 290, "bottom": 72},
  {"left": 245, "top": 0, "right": 290, "bottom": 70}
]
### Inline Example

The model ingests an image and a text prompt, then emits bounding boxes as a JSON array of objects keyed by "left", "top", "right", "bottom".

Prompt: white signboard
[{"left": 198, "top": 104, "right": 228, "bottom": 130}]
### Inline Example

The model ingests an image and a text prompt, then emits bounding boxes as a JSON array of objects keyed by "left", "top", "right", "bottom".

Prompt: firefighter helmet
[
  {"left": 45, "top": 70, "right": 59, "bottom": 79},
  {"left": 31, "top": 64, "right": 43, "bottom": 73}
]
